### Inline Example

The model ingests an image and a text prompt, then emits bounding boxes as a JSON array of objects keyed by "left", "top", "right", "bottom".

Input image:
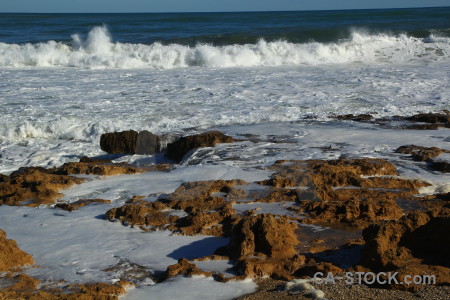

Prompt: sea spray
[{"left": 0, "top": 27, "right": 448, "bottom": 69}]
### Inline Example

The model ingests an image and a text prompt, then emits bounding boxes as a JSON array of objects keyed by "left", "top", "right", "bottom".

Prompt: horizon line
[{"left": 0, "top": 5, "right": 449, "bottom": 14}]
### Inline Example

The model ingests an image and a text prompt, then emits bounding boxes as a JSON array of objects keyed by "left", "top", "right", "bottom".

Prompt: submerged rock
[
  {"left": 0, "top": 273, "right": 131, "bottom": 299},
  {"left": 55, "top": 199, "right": 111, "bottom": 212},
  {"left": 0, "top": 159, "right": 145, "bottom": 206},
  {"left": 166, "top": 131, "right": 235, "bottom": 162},
  {"left": 404, "top": 113, "right": 450, "bottom": 124},
  {"left": 396, "top": 145, "right": 448, "bottom": 161},
  {"left": 100, "top": 130, "right": 160, "bottom": 154},
  {"left": 0, "top": 167, "right": 85, "bottom": 206},
  {"left": 164, "top": 258, "right": 213, "bottom": 280}
]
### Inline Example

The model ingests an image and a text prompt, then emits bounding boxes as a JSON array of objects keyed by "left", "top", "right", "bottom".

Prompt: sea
[{"left": 0, "top": 7, "right": 450, "bottom": 299}]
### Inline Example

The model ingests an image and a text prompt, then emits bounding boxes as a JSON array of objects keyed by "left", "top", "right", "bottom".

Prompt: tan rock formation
[{"left": 0, "top": 229, "right": 34, "bottom": 272}]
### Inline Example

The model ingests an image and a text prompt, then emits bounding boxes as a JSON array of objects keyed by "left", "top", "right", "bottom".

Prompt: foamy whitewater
[
  {"left": 0, "top": 26, "right": 449, "bottom": 172},
  {"left": 0, "top": 8, "right": 450, "bottom": 299},
  {"left": 0, "top": 26, "right": 449, "bottom": 69}
]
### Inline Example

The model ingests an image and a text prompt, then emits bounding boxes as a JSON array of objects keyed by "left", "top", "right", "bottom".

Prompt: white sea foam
[
  {"left": 0, "top": 26, "right": 448, "bottom": 69},
  {"left": 0, "top": 26, "right": 449, "bottom": 174}
]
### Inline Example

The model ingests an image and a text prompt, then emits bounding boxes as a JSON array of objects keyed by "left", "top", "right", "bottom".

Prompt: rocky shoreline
[{"left": 1, "top": 113, "right": 450, "bottom": 299}]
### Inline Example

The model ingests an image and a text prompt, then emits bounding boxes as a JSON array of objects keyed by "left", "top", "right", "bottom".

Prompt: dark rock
[
  {"left": 100, "top": 130, "right": 160, "bottom": 155},
  {"left": 335, "top": 114, "right": 373, "bottom": 121},
  {"left": 430, "top": 157, "right": 450, "bottom": 172},
  {"left": 404, "top": 113, "right": 450, "bottom": 124},
  {"left": 136, "top": 130, "right": 161, "bottom": 154},
  {"left": 166, "top": 131, "right": 235, "bottom": 162}
]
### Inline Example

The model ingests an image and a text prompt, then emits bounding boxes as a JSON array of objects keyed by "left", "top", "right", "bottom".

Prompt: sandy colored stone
[
  {"left": 396, "top": 145, "right": 448, "bottom": 161},
  {"left": 234, "top": 255, "right": 307, "bottom": 280},
  {"left": 55, "top": 161, "right": 145, "bottom": 176},
  {"left": 404, "top": 113, "right": 450, "bottom": 124},
  {"left": 299, "top": 198, "right": 403, "bottom": 228},
  {"left": 361, "top": 211, "right": 450, "bottom": 290},
  {"left": 229, "top": 214, "right": 299, "bottom": 259},
  {"left": 0, "top": 273, "right": 130, "bottom": 299},
  {"left": 0, "top": 158, "right": 150, "bottom": 207},
  {"left": 164, "top": 258, "right": 213, "bottom": 280},
  {"left": 0, "top": 229, "right": 34, "bottom": 272},
  {"left": 0, "top": 167, "right": 85, "bottom": 206},
  {"left": 105, "top": 201, "right": 174, "bottom": 228}
]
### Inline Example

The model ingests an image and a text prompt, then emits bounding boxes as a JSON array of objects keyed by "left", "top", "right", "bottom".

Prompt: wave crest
[{"left": 0, "top": 26, "right": 448, "bottom": 69}]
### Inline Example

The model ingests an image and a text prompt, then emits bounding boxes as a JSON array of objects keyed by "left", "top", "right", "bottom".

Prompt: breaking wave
[{"left": 0, "top": 26, "right": 449, "bottom": 69}]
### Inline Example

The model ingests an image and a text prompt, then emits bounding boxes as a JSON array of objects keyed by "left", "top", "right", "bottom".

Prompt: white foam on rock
[
  {"left": 0, "top": 205, "right": 230, "bottom": 284},
  {"left": 60, "top": 165, "right": 272, "bottom": 204}
]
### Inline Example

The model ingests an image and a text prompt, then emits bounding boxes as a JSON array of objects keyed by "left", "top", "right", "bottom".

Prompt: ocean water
[
  {"left": 1, "top": 7, "right": 450, "bottom": 299},
  {"left": 0, "top": 7, "right": 450, "bottom": 172}
]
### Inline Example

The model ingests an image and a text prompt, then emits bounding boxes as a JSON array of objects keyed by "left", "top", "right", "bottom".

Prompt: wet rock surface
[
  {"left": 2, "top": 154, "right": 448, "bottom": 297},
  {"left": 100, "top": 130, "right": 160, "bottom": 155},
  {"left": 0, "top": 159, "right": 145, "bottom": 206},
  {"left": 55, "top": 199, "right": 112, "bottom": 212},
  {"left": 0, "top": 273, "right": 131, "bottom": 299},
  {"left": 360, "top": 211, "right": 450, "bottom": 290},
  {"left": 103, "top": 158, "right": 444, "bottom": 289},
  {"left": 165, "top": 131, "right": 235, "bottom": 162},
  {"left": 0, "top": 229, "right": 34, "bottom": 272},
  {"left": 396, "top": 145, "right": 448, "bottom": 161},
  {"left": 0, "top": 167, "right": 85, "bottom": 206}
]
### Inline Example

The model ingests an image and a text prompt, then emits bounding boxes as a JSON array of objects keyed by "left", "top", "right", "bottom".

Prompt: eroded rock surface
[
  {"left": 166, "top": 131, "right": 235, "bottom": 162},
  {"left": 396, "top": 145, "right": 448, "bottom": 161},
  {"left": 229, "top": 214, "right": 299, "bottom": 259},
  {"left": 0, "top": 167, "right": 85, "bottom": 206},
  {"left": 0, "top": 229, "right": 34, "bottom": 272},
  {"left": 0, "top": 159, "right": 145, "bottom": 206},
  {"left": 361, "top": 211, "right": 450, "bottom": 290},
  {"left": 0, "top": 273, "right": 131, "bottom": 299}
]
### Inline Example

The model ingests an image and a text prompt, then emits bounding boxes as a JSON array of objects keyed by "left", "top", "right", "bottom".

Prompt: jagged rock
[
  {"left": 0, "top": 229, "right": 34, "bottom": 272},
  {"left": 100, "top": 130, "right": 160, "bottom": 154},
  {"left": 361, "top": 211, "right": 450, "bottom": 290},
  {"left": 396, "top": 145, "right": 447, "bottom": 161},
  {"left": 229, "top": 214, "right": 299, "bottom": 259},
  {"left": 164, "top": 258, "right": 212, "bottom": 279},
  {"left": 135, "top": 130, "right": 161, "bottom": 154},
  {"left": 299, "top": 198, "right": 404, "bottom": 228},
  {"left": 334, "top": 114, "right": 373, "bottom": 121},
  {"left": 0, "top": 159, "right": 147, "bottom": 206},
  {"left": 105, "top": 201, "right": 174, "bottom": 228},
  {"left": 235, "top": 255, "right": 306, "bottom": 280},
  {"left": 0, "top": 273, "right": 130, "bottom": 299},
  {"left": 166, "top": 131, "right": 235, "bottom": 162},
  {"left": 55, "top": 199, "right": 111, "bottom": 212},
  {"left": 0, "top": 167, "right": 85, "bottom": 206},
  {"left": 56, "top": 161, "right": 144, "bottom": 176}
]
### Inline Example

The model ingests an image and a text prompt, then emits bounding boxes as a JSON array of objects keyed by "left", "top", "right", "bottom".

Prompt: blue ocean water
[{"left": 0, "top": 7, "right": 449, "bottom": 45}]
